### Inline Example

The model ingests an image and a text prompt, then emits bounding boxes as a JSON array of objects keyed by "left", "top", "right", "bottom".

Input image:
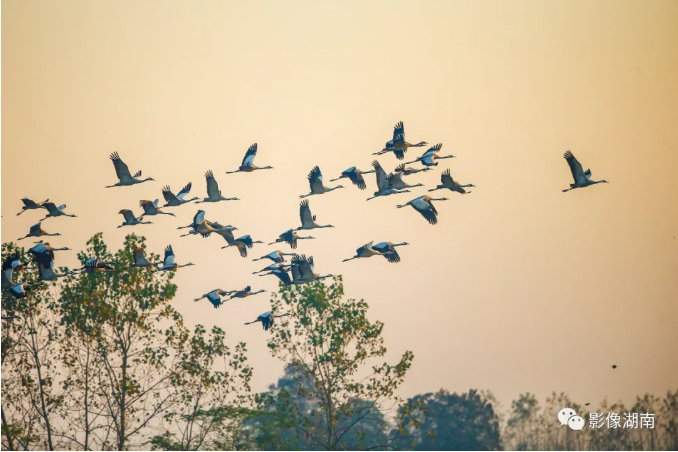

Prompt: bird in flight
[
  {"left": 562, "top": 151, "right": 609, "bottom": 192},
  {"left": 106, "top": 152, "right": 154, "bottom": 187},
  {"left": 226, "top": 143, "right": 273, "bottom": 174}
]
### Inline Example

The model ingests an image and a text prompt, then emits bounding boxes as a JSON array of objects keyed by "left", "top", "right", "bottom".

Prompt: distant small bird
[
  {"left": 253, "top": 250, "right": 296, "bottom": 263},
  {"left": 195, "top": 220, "right": 235, "bottom": 238},
  {"left": 162, "top": 183, "right": 198, "bottom": 207},
  {"left": 372, "top": 241, "right": 409, "bottom": 263},
  {"left": 245, "top": 311, "right": 290, "bottom": 331},
  {"left": 196, "top": 170, "right": 239, "bottom": 203},
  {"left": 405, "top": 144, "right": 455, "bottom": 167},
  {"left": 156, "top": 245, "right": 195, "bottom": 272},
  {"left": 270, "top": 229, "right": 315, "bottom": 249},
  {"left": 394, "top": 164, "right": 431, "bottom": 175},
  {"left": 106, "top": 152, "right": 155, "bottom": 187},
  {"left": 300, "top": 166, "right": 344, "bottom": 198},
  {"left": 397, "top": 195, "right": 449, "bottom": 225},
  {"left": 428, "top": 169, "right": 475, "bottom": 195},
  {"left": 118, "top": 209, "right": 152, "bottom": 227},
  {"left": 130, "top": 246, "right": 161, "bottom": 268},
  {"left": 194, "top": 289, "right": 231, "bottom": 309},
  {"left": 139, "top": 199, "right": 176, "bottom": 217},
  {"left": 330, "top": 167, "right": 375, "bottom": 190},
  {"left": 297, "top": 200, "right": 334, "bottom": 230},
  {"left": 367, "top": 160, "right": 410, "bottom": 201},
  {"left": 562, "top": 151, "right": 609, "bottom": 192},
  {"left": 17, "top": 198, "right": 49, "bottom": 216},
  {"left": 585, "top": 403, "right": 591, "bottom": 406},
  {"left": 17, "top": 222, "right": 61, "bottom": 241},
  {"left": 226, "top": 143, "right": 273, "bottom": 174},
  {"left": 612, "top": 364, "right": 617, "bottom": 369},
  {"left": 40, "top": 202, "right": 77, "bottom": 221},
  {"left": 225, "top": 286, "right": 266, "bottom": 301},
  {"left": 374, "top": 121, "right": 428, "bottom": 160}
]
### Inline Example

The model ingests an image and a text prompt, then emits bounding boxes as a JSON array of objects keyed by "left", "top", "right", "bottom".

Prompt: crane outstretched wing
[
  {"left": 308, "top": 166, "right": 323, "bottom": 192},
  {"left": 299, "top": 200, "right": 314, "bottom": 226},
  {"left": 392, "top": 121, "right": 404, "bottom": 142},
  {"left": 162, "top": 186, "right": 179, "bottom": 204},
  {"left": 441, "top": 169, "right": 455, "bottom": 186},
  {"left": 564, "top": 151, "right": 586, "bottom": 184},
  {"left": 205, "top": 171, "right": 220, "bottom": 197},
  {"left": 110, "top": 152, "right": 133, "bottom": 182},
  {"left": 241, "top": 143, "right": 258, "bottom": 167},
  {"left": 372, "top": 160, "right": 390, "bottom": 191},
  {"left": 176, "top": 182, "right": 192, "bottom": 200}
]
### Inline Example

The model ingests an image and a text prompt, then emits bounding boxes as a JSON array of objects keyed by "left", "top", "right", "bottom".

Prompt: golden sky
[{"left": 2, "top": 0, "right": 677, "bottom": 409}]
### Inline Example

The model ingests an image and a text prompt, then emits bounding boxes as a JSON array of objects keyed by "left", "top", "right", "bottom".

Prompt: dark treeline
[{"left": 1, "top": 235, "right": 677, "bottom": 451}]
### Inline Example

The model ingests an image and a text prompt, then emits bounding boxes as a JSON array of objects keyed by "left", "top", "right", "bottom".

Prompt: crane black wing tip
[
  {"left": 110, "top": 152, "right": 121, "bottom": 160},
  {"left": 564, "top": 150, "right": 574, "bottom": 159},
  {"left": 442, "top": 168, "right": 451, "bottom": 176},
  {"left": 300, "top": 199, "right": 309, "bottom": 207}
]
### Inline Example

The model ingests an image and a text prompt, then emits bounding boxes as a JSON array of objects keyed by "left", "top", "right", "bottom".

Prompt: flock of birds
[{"left": 1, "top": 121, "right": 609, "bottom": 328}]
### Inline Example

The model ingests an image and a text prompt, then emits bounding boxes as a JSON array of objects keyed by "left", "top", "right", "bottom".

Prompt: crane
[
  {"left": 139, "top": 199, "right": 176, "bottom": 217},
  {"left": 397, "top": 195, "right": 449, "bottom": 225},
  {"left": 387, "top": 172, "right": 424, "bottom": 190},
  {"left": 258, "top": 267, "right": 293, "bottom": 286},
  {"left": 17, "top": 222, "right": 61, "bottom": 241},
  {"left": 194, "top": 289, "right": 232, "bottom": 309},
  {"left": 289, "top": 254, "right": 333, "bottom": 284},
  {"left": 300, "top": 166, "right": 344, "bottom": 198},
  {"left": 156, "top": 245, "right": 195, "bottom": 272},
  {"left": 297, "top": 200, "right": 334, "bottom": 230},
  {"left": 245, "top": 311, "right": 290, "bottom": 331},
  {"left": 269, "top": 228, "right": 315, "bottom": 249},
  {"left": 17, "top": 198, "right": 49, "bottom": 216},
  {"left": 162, "top": 183, "right": 198, "bottom": 207},
  {"left": 374, "top": 121, "right": 428, "bottom": 160},
  {"left": 197, "top": 170, "right": 239, "bottom": 203},
  {"left": 366, "top": 160, "right": 410, "bottom": 201},
  {"left": 562, "top": 151, "right": 609, "bottom": 192},
  {"left": 394, "top": 164, "right": 431, "bottom": 175},
  {"left": 342, "top": 241, "right": 386, "bottom": 262},
  {"left": 372, "top": 241, "right": 409, "bottom": 263},
  {"left": 130, "top": 246, "right": 161, "bottom": 268},
  {"left": 40, "top": 202, "right": 77, "bottom": 221},
  {"left": 330, "top": 167, "right": 375, "bottom": 190},
  {"left": 226, "top": 143, "right": 273, "bottom": 174},
  {"left": 217, "top": 230, "right": 264, "bottom": 258},
  {"left": 225, "top": 286, "right": 266, "bottom": 301},
  {"left": 118, "top": 209, "right": 152, "bottom": 227},
  {"left": 405, "top": 143, "right": 455, "bottom": 167},
  {"left": 106, "top": 152, "right": 154, "bottom": 187},
  {"left": 252, "top": 250, "right": 296, "bottom": 263},
  {"left": 428, "top": 169, "right": 474, "bottom": 195}
]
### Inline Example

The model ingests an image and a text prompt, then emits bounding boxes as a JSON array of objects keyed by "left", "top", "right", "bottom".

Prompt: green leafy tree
[
  {"left": 2, "top": 234, "right": 252, "bottom": 451},
  {"left": 252, "top": 277, "right": 414, "bottom": 451}
]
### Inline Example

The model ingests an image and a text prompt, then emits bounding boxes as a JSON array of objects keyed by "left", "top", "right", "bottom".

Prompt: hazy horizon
[{"left": 2, "top": 0, "right": 677, "bottom": 410}]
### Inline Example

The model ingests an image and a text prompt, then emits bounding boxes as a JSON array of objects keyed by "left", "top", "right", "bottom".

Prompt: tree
[
  {"left": 2, "top": 234, "right": 252, "bottom": 451},
  {"left": 251, "top": 277, "right": 414, "bottom": 451},
  {"left": 391, "top": 389, "right": 502, "bottom": 451}
]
